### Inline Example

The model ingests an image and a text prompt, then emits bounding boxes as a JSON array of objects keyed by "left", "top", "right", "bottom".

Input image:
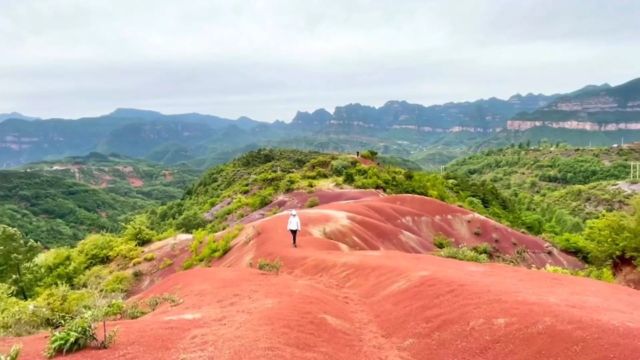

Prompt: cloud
[{"left": 0, "top": 0, "right": 639, "bottom": 120}]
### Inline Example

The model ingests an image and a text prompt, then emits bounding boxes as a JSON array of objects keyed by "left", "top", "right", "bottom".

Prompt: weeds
[
  {"left": 305, "top": 196, "right": 320, "bottom": 208},
  {"left": 438, "top": 247, "right": 489, "bottom": 263},
  {"left": 432, "top": 234, "right": 452, "bottom": 249},
  {"left": 45, "top": 314, "right": 112, "bottom": 358},
  {"left": 0, "top": 345, "right": 21, "bottom": 360},
  {"left": 184, "top": 225, "right": 242, "bottom": 269},
  {"left": 159, "top": 258, "right": 174, "bottom": 270},
  {"left": 257, "top": 258, "right": 282, "bottom": 274},
  {"left": 143, "top": 253, "right": 156, "bottom": 262}
]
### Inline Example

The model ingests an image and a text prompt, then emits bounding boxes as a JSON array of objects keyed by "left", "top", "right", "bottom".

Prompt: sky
[{"left": 1, "top": 0, "right": 639, "bottom": 122}]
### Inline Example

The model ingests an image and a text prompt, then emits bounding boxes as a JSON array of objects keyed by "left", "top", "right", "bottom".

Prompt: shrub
[
  {"left": 146, "top": 294, "right": 182, "bottom": 311},
  {"left": 159, "top": 258, "right": 174, "bottom": 270},
  {"left": 432, "top": 234, "right": 452, "bottom": 249},
  {"left": 257, "top": 258, "right": 282, "bottom": 274},
  {"left": 544, "top": 265, "right": 615, "bottom": 283},
  {"left": 122, "top": 303, "right": 148, "bottom": 320},
  {"left": 101, "top": 272, "right": 134, "bottom": 294},
  {"left": 130, "top": 258, "right": 143, "bottom": 267},
  {"left": 35, "top": 285, "right": 95, "bottom": 328},
  {"left": 305, "top": 196, "right": 320, "bottom": 208},
  {"left": 122, "top": 216, "right": 156, "bottom": 246},
  {"left": 360, "top": 150, "right": 378, "bottom": 161},
  {"left": 0, "top": 285, "right": 44, "bottom": 336},
  {"left": 45, "top": 315, "right": 96, "bottom": 358},
  {"left": 143, "top": 253, "right": 156, "bottom": 262},
  {"left": 472, "top": 243, "right": 493, "bottom": 256},
  {"left": 0, "top": 345, "right": 21, "bottom": 360},
  {"left": 438, "top": 247, "right": 489, "bottom": 263}
]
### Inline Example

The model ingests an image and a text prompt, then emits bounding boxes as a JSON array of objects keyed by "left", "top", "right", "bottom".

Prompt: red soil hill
[{"left": 5, "top": 193, "right": 640, "bottom": 359}]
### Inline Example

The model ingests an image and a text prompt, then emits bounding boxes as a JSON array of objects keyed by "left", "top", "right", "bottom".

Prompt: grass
[
  {"left": 143, "top": 253, "right": 156, "bottom": 262},
  {"left": 0, "top": 345, "right": 21, "bottom": 360},
  {"left": 183, "top": 225, "right": 242, "bottom": 269},
  {"left": 438, "top": 247, "right": 489, "bottom": 263},
  {"left": 305, "top": 196, "right": 320, "bottom": 208},
  {"left": 257, "top": 258, "right": 282, "bottom": 274},
  {"left": 159, "top": 258, "right": 174, "bottom": 270},
  {"left": 432, "top": 234, "right": 452, "bottom": 249}
]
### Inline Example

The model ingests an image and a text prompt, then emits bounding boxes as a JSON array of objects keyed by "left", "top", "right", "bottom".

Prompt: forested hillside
[
  {"left": 0, "top": 153, "right": 199, "bottom": 247},
  {"left": 448, "top": 145, "right": 640, "bottom": 281}
]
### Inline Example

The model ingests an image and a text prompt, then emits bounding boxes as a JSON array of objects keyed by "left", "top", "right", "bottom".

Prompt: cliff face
[
  {"left": 508, "top": 78, "right": 640, "bottom": 131},
  {"left": 291, "top": 93, "right": 557, "bottom": 132},
  {"left": 507, "top": 119, "right": 640, "bottom": 131}
]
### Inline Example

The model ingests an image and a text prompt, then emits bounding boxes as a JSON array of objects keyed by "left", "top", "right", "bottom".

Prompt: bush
[
  {"left": 305, "top": 197, "right": 320, "bottom": 208},
  {"left": 360, "top": 150, "right": 378, "bottom": 161},
  {"left": 0, "top": 345, "right": 21, "bottom": 360},
  {"left": 544, "top": 265, "right": 616, "bottom": 283},
  {"left": 472, "top": 243, "right": 493, "bottom": 256},
  {"left": 45, "top": 315, "right": 96, "bottom": 358},
  {"left": 35, "top": 285, "right": 95, "bottom": 327},
  {"left": 101, "top": 272, "right": 133, "bottom": 294},
  {"left": 432, "top": 234, "right": 452, "bottom": 249},
  {"left": 438, "top": 247, "right": 489, "bottom": 263},
  {"left": 0, "top": 284, "right": 44, "bottom": 336},
  {"left": 122, "top": 216, "right": 156, "bottom": 246},
  {"left": 257, "top": 258, "right": 282, "bottom": 274},
  {"left": 130, "top": 258, "right": 143, "bottom": 267},
  {"left": 159, "top": 258, "right": 174, "bottom": 270},
  {"left": 143, "top": 253, "right": 156, "bottom": 262},
  {"left": 146, "top": 294, "right": 182, "bottom": 311}
]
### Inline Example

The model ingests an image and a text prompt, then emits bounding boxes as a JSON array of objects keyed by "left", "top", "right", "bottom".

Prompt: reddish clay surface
[{"left": 5, "top": 193, "right": 640, "bottom": 359}]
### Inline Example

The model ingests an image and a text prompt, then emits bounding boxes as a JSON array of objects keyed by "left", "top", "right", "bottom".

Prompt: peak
[
  {"left": 109, "top": 108, "right": 164, "bottom": 118},
  {"left": 0, "top": 112, "right": 40, "bottom": 122}
]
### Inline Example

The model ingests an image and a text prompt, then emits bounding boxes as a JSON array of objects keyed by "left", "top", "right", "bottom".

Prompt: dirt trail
[{"left": 4, "top": 192, "right": 640, "bottom": 359}]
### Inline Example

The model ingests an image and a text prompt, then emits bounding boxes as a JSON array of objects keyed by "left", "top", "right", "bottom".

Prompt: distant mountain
[
  {"left": 3, "top": 77, "right": 640, "bottom": 170},
  {"left": 0, "top": 112, "right": 39, "bottom": 122},
  {"left": 508, "top": 78, "right": 640, "bottom": 131},
  {"left": 292, "top": 93, "right": 559, "bottom": 132},
  {"left": 0, "top": 109, "right": 266, "bottom": 168}
]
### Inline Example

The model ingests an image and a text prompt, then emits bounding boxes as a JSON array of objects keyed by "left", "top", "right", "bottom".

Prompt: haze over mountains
[{"left": 1, "top": 77, "right": 639, "bottom": 169}]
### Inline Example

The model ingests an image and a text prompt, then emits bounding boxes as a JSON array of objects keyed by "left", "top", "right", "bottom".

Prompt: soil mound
[{"left": 6, "top": 193, "right": 640, "bottom": 360}]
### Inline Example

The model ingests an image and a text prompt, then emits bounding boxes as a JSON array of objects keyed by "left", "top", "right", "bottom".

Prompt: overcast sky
[{"left": 1, "top": 0, "right": 639, "bottom": 121}]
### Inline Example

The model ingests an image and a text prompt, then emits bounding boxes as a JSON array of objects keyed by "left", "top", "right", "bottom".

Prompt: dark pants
[{"left": 290, "top": 230, "right": 298, "bottom": 246}]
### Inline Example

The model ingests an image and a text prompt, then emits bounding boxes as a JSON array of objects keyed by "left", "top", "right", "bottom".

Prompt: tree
[
  {"left": 122, "top": 216, "right": 155, "bottom": 246},
  {"left": 0, "top": 225, "right": 41, "bottom": 299}
]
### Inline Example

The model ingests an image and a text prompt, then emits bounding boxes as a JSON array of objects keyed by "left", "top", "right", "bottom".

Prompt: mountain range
[{"left": 1, "top": 77, "right": 639, "bottom": 169}]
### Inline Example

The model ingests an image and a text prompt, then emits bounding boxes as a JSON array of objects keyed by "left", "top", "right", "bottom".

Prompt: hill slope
[
  {"left": 5, "top": 194, "right": 640, "bottom": 360},
  {"left": 509, "top": 77, "right": 640, "bottom": 131},
  {"left": 0, "top": 153, "right": 199, "bottom": 247}
]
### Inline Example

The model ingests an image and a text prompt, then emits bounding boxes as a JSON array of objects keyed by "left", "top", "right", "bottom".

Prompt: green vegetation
[
  {"left": 182, "top": 226, "right": 242, "bottom": 269},
  {"left": 360, "top": 149, "right": 378, "bottom": 161},
  {"left": 432, "top": 234, "right": 452, "bottom": 249},
  {"left": 448, "top": 145, "right": 640, "bottom": 275},
  {"left": 145, "top": 149, "right": 524, "bottom": 242},
  {"left": 0, "top": 153, "right": 198, "bottom": 247},
  {"left": 4, "top": 143, "right": 640, "bottom": 351},
  {"left": 438, "top": 246, "right": 490, "bottom": 263},
  {"left": 0, "top": 227, "right": 141, "bottom": 337},
  {"left": 257, "top": 258, "right": 282, "bottom": 274},
  {"left": 544, "top": 265, "right": 615, "bottom": 283},
  {"left": 45, "top": 315, "right": 103, "bottom": 358},
  {"left": 0, "top": 345, "right": 21, "bottom": 360},
  {"left": 305, "top": 196, "right": 320, "bottom": 208}
]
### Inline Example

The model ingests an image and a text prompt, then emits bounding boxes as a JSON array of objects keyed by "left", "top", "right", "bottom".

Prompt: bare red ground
[
  {"left": 127, "top": 177, "right": 144, "bottom": 188},
  {"left": 5, "top": 193, "right": 640, "bottom": 359}
]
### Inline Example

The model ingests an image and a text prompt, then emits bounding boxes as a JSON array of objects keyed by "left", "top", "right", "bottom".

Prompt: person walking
[{"left": 287, "top": 210, "right": 301, "bottom": 248}]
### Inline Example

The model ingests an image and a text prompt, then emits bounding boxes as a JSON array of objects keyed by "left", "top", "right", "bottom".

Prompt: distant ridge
[{"left": 0, "top": 112, "right": 39, "bottom": 122}]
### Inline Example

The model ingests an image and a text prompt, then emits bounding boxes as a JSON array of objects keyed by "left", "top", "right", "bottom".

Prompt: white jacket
[{"left": 287, "top": 216, "right": 301, "bottom": 231}]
